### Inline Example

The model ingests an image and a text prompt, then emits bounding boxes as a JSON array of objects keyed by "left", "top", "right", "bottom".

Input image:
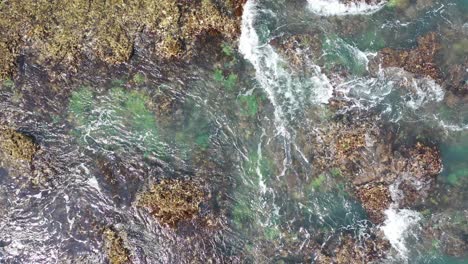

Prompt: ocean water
[{"left": 0, "top": 0, "right": 466, "bottom": 263}]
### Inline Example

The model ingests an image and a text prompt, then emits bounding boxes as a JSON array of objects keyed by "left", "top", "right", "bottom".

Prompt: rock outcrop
[{"left": 0, "top": 0, "right": 246, "bottom": 79}]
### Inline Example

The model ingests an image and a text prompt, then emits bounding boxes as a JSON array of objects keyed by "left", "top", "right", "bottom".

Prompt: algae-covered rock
[
  {"left": 405, "top": 142, "right": 442, "bottom": 179},
  {"left": 300, "top": 112, "right": 442, "bottom": 224},
  {"left": 103, "top": 228, "right": 132, "bottom": 264},
  {"left": 271, "top": 33, "right": 323, "bottom": 70},
  {"left": 136, "top": 179, "right": 205, "bottom": 227},
  {"left": 0, "top": 0, "right": 245, "bottom": 78},
  {"left": 421, "top": 211, "right": 468, "bottom": 258},
  {"left": 316, "top": 232, "right": 390, "bottom": 264},
  {"left": 0, "top": 40, "right": 18, "bottom": 80},
  {"left": 371, "top": 32, "right": 442, "bottom": 82},
  {"left": 0, "top": 127, "right": 37, "bottom": 162},
  {"left": 356, "top": 184, "right": 392, "bottom": 223}
]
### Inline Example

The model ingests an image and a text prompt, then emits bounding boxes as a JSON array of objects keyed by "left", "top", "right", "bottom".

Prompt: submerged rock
[
  {"left": 136, "top": 179, "right": 205, "bottom": 227},
  {"left": 421, "top": 210, "right": 468, "bottom": 258},
  {"left": 103, "top": 228, "right": 132, "bottom": 264},
  {"left": 271, "top": 33, "right": 323, "bottom": 70},
  {"left": 316, "top": 232, "right": 390, "bottom": 264},
  {"left": 371, "top": 32, "right": 442, "bottom": 82},
  {"left": 371, "top": 32, "right": 468, "bottom": 96},
  {"left": 0, "top": 127, "right": 37, "bottom": 163},
  {"left": 303, "top": 113, "right": 442, "bottom": 224}
]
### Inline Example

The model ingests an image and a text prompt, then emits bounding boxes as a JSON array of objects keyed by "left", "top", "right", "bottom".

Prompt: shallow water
[{"left": 0, "top": 0, "right": 467, "bottom": 263}]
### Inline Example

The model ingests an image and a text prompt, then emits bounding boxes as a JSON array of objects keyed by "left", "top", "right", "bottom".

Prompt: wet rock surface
[
  {"left": 371, "top": 31, "right": 468, "bottom": 96},
  {"left": 370, "top": 32, "right": 442, "bottom": 82},
  {"left": 272, "top": 33, "right": 323, "bottom": 70},
  {"left": 0, "top": 0, "right": 245, "bottom": 79},
  {"left": 136, "top": 179, "right": 206, "bottom": 227}
]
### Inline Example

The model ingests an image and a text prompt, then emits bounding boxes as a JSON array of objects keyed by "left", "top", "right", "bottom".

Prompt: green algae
[
  {"left": 214, "top": 69, "right": 225, "bottom": 83},
  {"left": 302, "top": 191, "right": 367, "bottom": 230},
  {"left": 172, "top": 101, "right": 213, "bottom": 153},
  {"left": 310, "top": 174, "right": 326, "bottom": 190},
  {"left": 231, "top": 149, "right": 278, "bottom": 240},
  {"left": 2, "top": 78, "right": 14, "bottom": 88},
  {"left": 351, "top": 29, "right": 387, "bottom": 51},
  {"left": 132, "top": 73, "right": 146, "bottom": 85},
  {"left": 330, "top": 167, "right": 342, "bottom": 178},
  {"left": 440, "top": 135, "right": 468, "bottom": 186},
  {"left": 69, "top": 87, "right": 94, "bottom": 125},
  {"left": 224, "top": 74, "right": 238, "bottom": 90},
  {"left": 387, "top": 0, "right": 410, "bottom": 9},
  {"left": 238, "top": 95, "right": 259, "bottom": 117},
  {"left": 264, "top": 225, "right": 280, "bottom": 241},
  {"left": 221, "top": 43, "right": 235, "bottom": 57},
  {"left": 232, "top": 198, "right": 256, "bottom": 229},
  {"left": 68, "top": 86, "right": 161, "bottom": 157},
  {"left": 195, "top": 134, "right": 211, "bottom": 150},
  {"left": 446, "top": 168, "right": 468, "bottom": 186},
  {"left": 214, "top": 68, "right": 239, "bottom": 91}
]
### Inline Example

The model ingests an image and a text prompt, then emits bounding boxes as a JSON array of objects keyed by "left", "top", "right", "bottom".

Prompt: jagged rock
[{"left": 404, "top": 142, "right": 442, "bottom": 179}]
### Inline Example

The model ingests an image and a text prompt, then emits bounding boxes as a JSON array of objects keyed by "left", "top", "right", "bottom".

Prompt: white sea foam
[
  {"left": 239, "top": 0, "right": 333, "bottom": 127},
  {"left": 239, "top": 0, "right": 288, "bottom": 134},
  {"left": 307, "top": 0, "right": 386, "bottom": 16},
  {"left": 381, "top": 208, "right": 422, "bottom": 260}
]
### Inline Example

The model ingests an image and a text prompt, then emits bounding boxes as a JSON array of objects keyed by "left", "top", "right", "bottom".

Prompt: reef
[
  {"left": 136, "top": 179, "right": 205, "bottom": 227},
  {"left": 0, "top": 0, "right": 245, "bottom": 79},
  {"left": 355, "top": 184, "right": 392, "bottom": 223},
  {"left": 301, "top": 113, "right": 442, "bottom": 224}
]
